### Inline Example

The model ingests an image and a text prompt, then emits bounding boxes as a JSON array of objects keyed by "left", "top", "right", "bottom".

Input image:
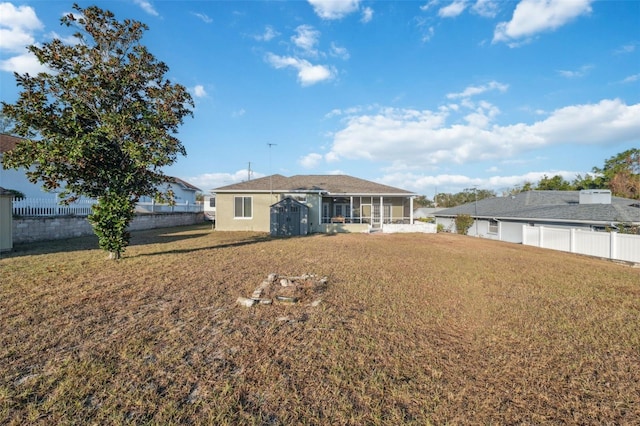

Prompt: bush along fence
[{"left": 522, "top": 225, "right": 640, "bottom": 264}]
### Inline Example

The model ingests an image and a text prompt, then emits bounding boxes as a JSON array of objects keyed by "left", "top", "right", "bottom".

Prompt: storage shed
[
  {"left": 0, "top": 187, "right": 13, "bottom": 252},
  {"left": 270, "top": 197, "right": 309, "bottom": 236}
]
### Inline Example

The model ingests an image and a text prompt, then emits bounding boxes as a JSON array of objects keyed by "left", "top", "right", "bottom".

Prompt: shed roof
[
  {"left": 434, "top": 190, "right": 640, "bottom": 224},
  {"left": 214, "top": 174, "right": 415, "bottom": 196}
]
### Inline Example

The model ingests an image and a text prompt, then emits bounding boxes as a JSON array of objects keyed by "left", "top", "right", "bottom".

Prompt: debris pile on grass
[{"left": 237, "top": 273, "right": 328, "bottom": 307}]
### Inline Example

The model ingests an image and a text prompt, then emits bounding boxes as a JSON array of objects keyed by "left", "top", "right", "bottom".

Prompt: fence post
[
  {"left": 539, "top": 226, "right": 544, "bottom": 248},
  {"left": 610, "top": 232, "right": 617, "bottom": 260},
  {"left": 570, "top": 228, "right": 576, "bottom": 253}
]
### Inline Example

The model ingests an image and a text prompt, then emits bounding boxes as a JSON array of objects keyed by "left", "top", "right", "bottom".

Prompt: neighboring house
[
  {"left": 434, "top": 190, "right": 640, "bottom": 243},
  {"left": 137, "top": 177, "right": 202, "bottom": 212},
  {"left": 1, "top": 133, "right": 201, "bottom": 212},
  {"left": 413, "top": 207, "right": 444, "bottom": 221},
  {"left": 213, "top": 174, "right": 417, "bottom": 235},
  {"left": 203, "top": 193, "right": 216, "bottom": 222},
  {"left": 1, "top": 133, "right": 53, "bottom": 199}
]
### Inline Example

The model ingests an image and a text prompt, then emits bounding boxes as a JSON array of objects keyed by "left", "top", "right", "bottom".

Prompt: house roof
[
  {"left": 434, "top": 190, "right": 640, "bottom": 224},
  {"left": 169, "top": 176, "right": 201, "bottom": 192},
  {"left": 214, "top": 174, "right": 415, "bottom": 196},
  {"left": 0, "top": 133, "right": 23, "bottom": 154}
]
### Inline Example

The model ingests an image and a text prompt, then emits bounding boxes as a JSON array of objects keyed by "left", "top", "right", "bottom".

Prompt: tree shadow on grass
[
  {"left": 0, "top": 224, "right": 215, "bottom": 259},
  {"left": 1, "top": 235, "right": 100, "bottom": 259},
  {"left": 131, "top": 234, "right": 273, "bottom": 258}
]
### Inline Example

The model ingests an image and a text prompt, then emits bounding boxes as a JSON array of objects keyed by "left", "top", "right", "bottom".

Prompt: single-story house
[
  {"left": 413, "top": 207, "right": 444, "bottom": 221},
  {"left": 434, "top": 190, "right": 640, "bottom": 243},
  {"left": 1, "top": 133, "right": 201, "bottom": 209},
  {"left": 213, "top": 174, "right": 417, "bottom": 235}
]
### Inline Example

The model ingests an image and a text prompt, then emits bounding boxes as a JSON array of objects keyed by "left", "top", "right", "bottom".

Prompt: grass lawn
[{"left": 1, "top": 224, "right": 639, "bottom": 425}]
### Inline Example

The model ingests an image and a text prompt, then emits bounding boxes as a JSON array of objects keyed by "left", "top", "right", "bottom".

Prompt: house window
[
  {"left": 334, "top": 203, "right": 350, "bottom": 218},
  {"left": 209, "top": 197, "right": 216, "bottom": 208},
  {"left": 489, "top": 219, "right": 498, "bottom": 234},
  {"left": 234, "top": 196, "right": 252, "bottom": 218}
]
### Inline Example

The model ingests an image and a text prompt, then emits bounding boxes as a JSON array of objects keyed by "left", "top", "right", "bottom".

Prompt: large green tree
[
  {"left": 1, "top": 4, "right": 193, "bottom": 259},
  {"left": 535, "top": 174, "right": 573, "bottom": 191},
  {"left": 593, "top": 149, "right": 639, "bottom": 199}
]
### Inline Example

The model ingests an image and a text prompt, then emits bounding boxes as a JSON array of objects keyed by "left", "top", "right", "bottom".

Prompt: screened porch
[{"left": 320, "top": 196, "right": 414, "bottom": 227}]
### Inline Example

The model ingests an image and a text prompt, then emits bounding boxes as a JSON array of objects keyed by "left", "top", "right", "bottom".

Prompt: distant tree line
[{"left": 414, "top": 149, "right": 639, "bottom": 208}]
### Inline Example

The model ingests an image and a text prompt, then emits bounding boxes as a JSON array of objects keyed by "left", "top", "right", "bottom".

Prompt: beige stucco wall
[
  {"left": 215, "top": 192, "right": 412, "bottom": 233},
  {"left": 215, "top": 192, "right": 279, "bottom": 232}
]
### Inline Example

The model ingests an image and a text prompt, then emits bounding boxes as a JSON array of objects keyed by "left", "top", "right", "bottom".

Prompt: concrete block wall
[{"left": 12, "top": 212, "right": 204, "bottom": 244}]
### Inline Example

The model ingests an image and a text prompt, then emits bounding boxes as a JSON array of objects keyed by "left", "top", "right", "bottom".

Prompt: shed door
[{"left": 273, "top": 201, "right": 302, "bottom": 236}]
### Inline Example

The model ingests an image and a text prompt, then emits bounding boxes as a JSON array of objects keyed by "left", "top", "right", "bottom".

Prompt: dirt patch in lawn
[{"left": 1, "top": 225, "right": 639, "bottom": 425}]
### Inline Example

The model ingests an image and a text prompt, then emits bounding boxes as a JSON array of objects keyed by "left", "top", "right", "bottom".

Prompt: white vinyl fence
[
  {"left": 522, "top": 226, "right": 640, "bottom": 263},
  {"left": 12, "top": 197, "right": 203, "bottom": 217},
  {"left": 12, "top": 197, "right": 96, "bottom": 216}
]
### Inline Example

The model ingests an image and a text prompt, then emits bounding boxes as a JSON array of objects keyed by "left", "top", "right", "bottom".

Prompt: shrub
[{"left": 454, "top": 214, "right": 474, "bottom": 235}]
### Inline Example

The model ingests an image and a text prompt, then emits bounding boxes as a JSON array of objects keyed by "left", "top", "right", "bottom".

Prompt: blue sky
[{"left": 1, "top": 0, "right": 638, "bottom": 197}]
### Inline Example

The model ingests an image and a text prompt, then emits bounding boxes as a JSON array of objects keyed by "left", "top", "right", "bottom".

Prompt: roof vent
[{"left": 579, "top": 189, "right": 611, "bottom": 205}]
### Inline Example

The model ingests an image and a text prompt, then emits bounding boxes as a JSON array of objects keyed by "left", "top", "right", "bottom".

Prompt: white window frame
[{"left": 234, "top": 196, "right": 252, "bottom": 219}]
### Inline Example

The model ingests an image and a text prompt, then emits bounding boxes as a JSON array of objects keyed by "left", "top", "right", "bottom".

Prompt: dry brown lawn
[{"left": 1, "top": 224, "right": 639, "bottom": 425}]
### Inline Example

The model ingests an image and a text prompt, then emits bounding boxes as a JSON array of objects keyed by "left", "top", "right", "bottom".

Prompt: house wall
[
  {"left": 138, "top": 182, "right": 198, "bottom": 205},
  {"left": 319, "top": 223, "right": 370, "bottom": 233},
  {"left": 306, "top": 194, "right": 322, "bottom": 233},
  {"left": 500, "top": 221, "right": 525, "bottom": 243},
  {"left": 215, "top": 192, "right": 278, "bottom": 232}
]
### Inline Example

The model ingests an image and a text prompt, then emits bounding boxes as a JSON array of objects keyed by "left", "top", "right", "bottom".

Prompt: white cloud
[
  {"left": 232, "top": 108, "right": 246, "bottom": 118},
  {"left": 254, "top": 25, "right": 278, "bottom": 42},
  {"left": 265, "top": 53, "right": 335, "bottom": 86},
  {"left": 0, "top": 3, "right": 43, "bottom": 53},
  {"left": 133, "top": 0, "right": 159, "bottom": 17},
  {"left": 420, "top": 1, "right": 439, "bottom": 12},
  {"left": 330, "top": 42, "right": 350, "bottom": 60},
  {"left": 621, "top": 74, "right": 640, "bottom": 84},
  {"left": 308, "top": 0, "right": 361, "bottom": 20},
  {"left": 0, "top": 28, "right": 34, "bottom": 52},
  {"left": 493, "top": 0, "right": 593, "bottom": 45},
  {"left": 187, "top": 170, "right": 265, "bottom": 192},
  {"left": 446, "top": 81, "right": 509, "bottom": 99},
  {"left": 299, "top": 153, "right": 323, "bottom": 168},
  {"left": 439, "top": 1, "right": 467, "bottom": 18},
  {"left": 414, "top": 16, "right": 435, "bottom": 42},
  {"left": 192, "top": 12, "right": 212, "bottom": 24},
  {"left": 192, "top": 85, "right": 207, "bottom": 98},
  {"left": 361, "top": 7, "right": 374, "bottom": 23},
  {"left": 614, "top": 42, "right": 637, "bottom": 55},
  {"left": 471, "top": 0, "right": 499, "bottom": 18},
  {"left": 557, "top": 64, "right": 593, "bottom": 78},
  {"left": 325, "top": 99, "right": 640, "bottom": 170},
  {"left": 292, "top": 25, "right": 320, "bottom": 56},
  {"left": 379, "top": 169, "right": 586, "bottom": 195},
  {"left": 0, "top": 51, "right": 50, "bottom": 74}
]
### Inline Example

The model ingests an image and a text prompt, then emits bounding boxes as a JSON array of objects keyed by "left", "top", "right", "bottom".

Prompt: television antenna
[{"left": 268, "top": 143, "right": 277, "bottom": 196}]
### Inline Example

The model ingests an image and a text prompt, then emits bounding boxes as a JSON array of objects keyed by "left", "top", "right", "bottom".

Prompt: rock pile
[{"left": 236, "top": 273, "right": 328, "bottom": 307}]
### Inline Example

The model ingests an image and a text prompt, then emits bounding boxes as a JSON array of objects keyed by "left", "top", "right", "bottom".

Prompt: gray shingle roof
[
  {"left": 434, "top": 190, "right": 640, "bottom": 224},
  {"left": 214, "top": 174, "right": 415, "bottom": 195}
]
